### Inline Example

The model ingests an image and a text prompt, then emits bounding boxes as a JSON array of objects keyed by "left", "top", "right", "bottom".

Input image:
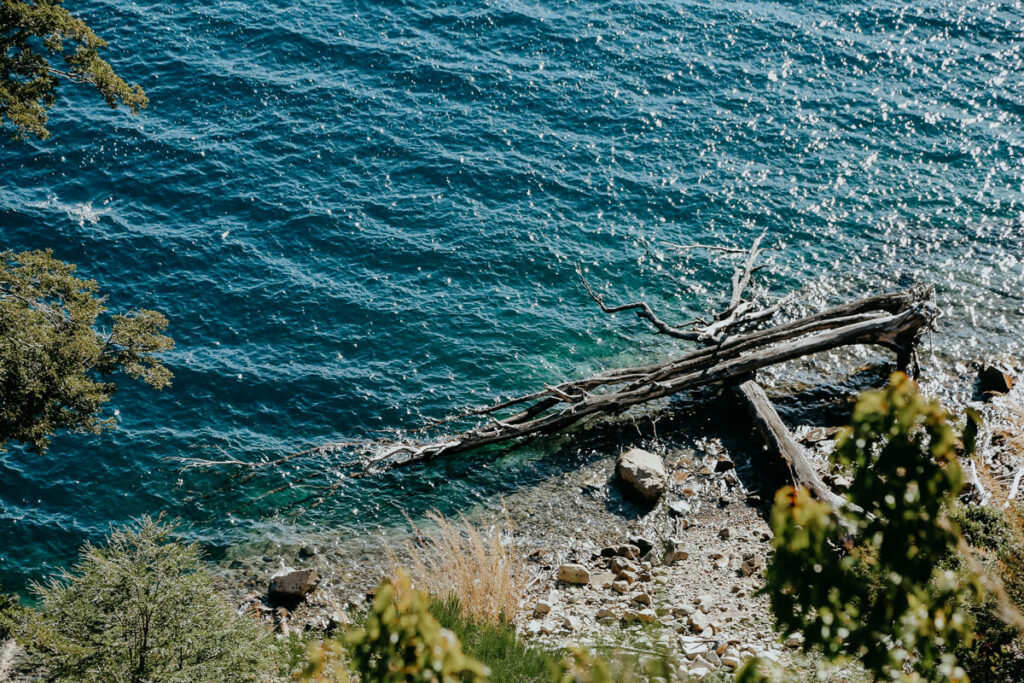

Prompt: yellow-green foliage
[
  {"left": 766, "top": 372, "right": 980, "bottom": 682},
  {"left": 0, "top": 249, "right": 173, "bottom": 453},
  {"left": 1, "top": 0, "right": 148, "bottom": 140},
  {"left": 550, "top": 646, "right": 615, "bottom": 683},
  {"left": 301, "top": 571, "right": 489, "bottom": 683}
]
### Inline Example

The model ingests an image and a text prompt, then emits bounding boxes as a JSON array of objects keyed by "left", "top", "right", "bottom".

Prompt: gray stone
[
  {"left": 617, "top": 448, "right": 667, "bottom": 501},
  {"left": 557, "top": 564, "right": 590, "bottom": 584},
  {"left": 663, "top": 539, "right": 689, "bottom": 564},
  {"left": 269, "top": 568, "right": 318, "bottom": 603}
]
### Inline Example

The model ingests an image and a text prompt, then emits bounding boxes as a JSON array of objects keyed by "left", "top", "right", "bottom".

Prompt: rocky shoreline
[{"left": 214, "top": 363, "right": 1021, "bottom": 680}]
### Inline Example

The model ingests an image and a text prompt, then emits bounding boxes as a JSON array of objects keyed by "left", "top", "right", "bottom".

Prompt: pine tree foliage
[
  {"left": 25, "top": 517, "right": 279, "bottom": 682},
  {"left": 1, "top": 0, "right": 148, "bottom": 140},
  {"left": 0, "top": 249, "right": 173, "bottom": 452}
]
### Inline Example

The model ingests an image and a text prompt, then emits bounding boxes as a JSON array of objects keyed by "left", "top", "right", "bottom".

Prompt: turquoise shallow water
[{"left": 2, "top": 0, "right": 1023, "bottom": 593}]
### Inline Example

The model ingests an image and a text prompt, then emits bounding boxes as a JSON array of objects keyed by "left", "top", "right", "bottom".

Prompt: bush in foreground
[
  {"left": 301, "top": 571, "right": 489, "bottom": 682},
  {"left": 765, "top": 373, "right": 980, "bottom": 681},
  {"left": 24, "top": 516, "right": 279, "bottom": 682}
]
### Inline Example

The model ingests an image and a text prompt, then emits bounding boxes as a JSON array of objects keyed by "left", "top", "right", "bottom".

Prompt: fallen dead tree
[
  {"left": 180, "top": 236, "right": 938, "bottom": 510},
  {"left": 362, "top": 286, "right": 935, "bottom": 471}
]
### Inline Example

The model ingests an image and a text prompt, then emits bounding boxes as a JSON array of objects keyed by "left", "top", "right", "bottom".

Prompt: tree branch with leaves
[
  {"left": 0, "top": 249, "right": 173, "bottom": 453},
  {"left": 1, "top": 0, "right": 148, "bottom": 140}
]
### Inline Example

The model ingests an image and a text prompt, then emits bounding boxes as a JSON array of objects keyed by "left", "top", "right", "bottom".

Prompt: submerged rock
[{"left": 616, "top": 448, "right": 667, "bottom": 501}]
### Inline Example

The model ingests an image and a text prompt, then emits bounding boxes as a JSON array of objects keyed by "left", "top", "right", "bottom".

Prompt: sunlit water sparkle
[{"left": 1, "top": 0, "right": 1023, "bottom": 593}]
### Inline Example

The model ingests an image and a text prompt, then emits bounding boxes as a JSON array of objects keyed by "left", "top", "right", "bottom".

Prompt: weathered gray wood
[
  {"left": 372, "top": 288, "right": 936, "bottom": 470},
  {"left": 734, "top": 379, "right": 847, "bottom": 510}
]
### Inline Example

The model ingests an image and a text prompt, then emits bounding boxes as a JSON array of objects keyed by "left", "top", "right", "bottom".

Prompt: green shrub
[
  {"left": 24, "top": 516, "right": 279, "bottom": 682},
  {"left": 302, "top": 571, "right": 488, "bottom": 683},
  {"left": 0, "top": 585, "right": 26, "bottom": 641},
  {"left": 953, "top": 505, "right": 1011, "bottom": 554},
  {"left": 765, "top": 372, "right": 980, "bottom": 682},
  {"left": 944, "top": 503, "right": 1024, "bottom": 680}
]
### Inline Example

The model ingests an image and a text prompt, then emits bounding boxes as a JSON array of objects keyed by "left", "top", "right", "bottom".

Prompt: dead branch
[
  {"left": 577, "top": 265, "right": 702, "bottom": 341},
  {"left": 734, "top": 379, "right": 849, "bottom": 511},
  {"left": 368, "top": 288, "right": 935, "bottom": 470}
]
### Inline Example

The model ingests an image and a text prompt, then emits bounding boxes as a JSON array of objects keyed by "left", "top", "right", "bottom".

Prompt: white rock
[
  {"left": 671, "top": 604, "right": 694, "bottom": 617},
  {"left": 682, "top": 641, "right": 710, "bottom": 660},
  {"left": 636, "top": 608, "right": 656, "bottom": 623},
  {"left": 721, "top": 655, "right": 741, "bottom": 669},
  {"left": 617, "top": 448, "right": 667, "bottom": 500},
  {"left": 688, "top": 663, "right": 712, "bottom": 678},
  {"left": 663, "top": 539, "right": 689, "bottom": 564},
  {"left": 631, "top": 592, "right": 652, "bottom": 606}
]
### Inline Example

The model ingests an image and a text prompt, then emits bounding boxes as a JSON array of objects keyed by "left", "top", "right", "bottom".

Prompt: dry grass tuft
[{"left": 391, "top": 507, "right": 527, "bottom": 624}]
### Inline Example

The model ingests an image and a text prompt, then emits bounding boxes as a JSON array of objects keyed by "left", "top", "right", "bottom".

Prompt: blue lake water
[{"left": 2, "top": 0, "right": 1023, "bottom": 593}]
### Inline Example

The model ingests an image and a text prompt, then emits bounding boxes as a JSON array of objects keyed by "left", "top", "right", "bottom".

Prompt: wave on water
[{"left": 2, "top": 0, "right": 1023, "bottom": 593}]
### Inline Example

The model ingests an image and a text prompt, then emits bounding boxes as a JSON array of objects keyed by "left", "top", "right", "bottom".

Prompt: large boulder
[
  {"left": 269, "top": 568, "right": 318, "bottom": 605},
  {"left": 617, "top": 448, "right": 667, "bottom": 501}
]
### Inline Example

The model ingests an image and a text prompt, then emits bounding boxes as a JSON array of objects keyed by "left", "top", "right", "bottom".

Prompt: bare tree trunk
[{"left": 734, "top": 379, "right": 847, "bottom": 510}]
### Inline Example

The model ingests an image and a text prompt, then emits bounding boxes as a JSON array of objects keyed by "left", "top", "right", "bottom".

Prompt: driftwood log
[
  {"left": 362, "top": 282, "right": 936, "bottom": 478},
  {"left": 734, "top": 379, "right": 848, "bottom": 510},
  {"left": 182, "top": 236, "right": 938, "bottom": 512}
]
